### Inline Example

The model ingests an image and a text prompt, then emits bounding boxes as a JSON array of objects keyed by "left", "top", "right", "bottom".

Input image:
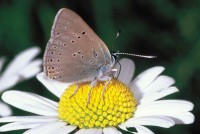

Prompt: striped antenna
[{"left": 113, "top": 52, "right": 157, "bottom": 58}]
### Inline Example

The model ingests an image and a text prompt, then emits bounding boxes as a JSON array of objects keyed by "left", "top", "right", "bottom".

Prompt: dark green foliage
[{"left": 0, "top": 0, "right": 199, "bottom": 133}]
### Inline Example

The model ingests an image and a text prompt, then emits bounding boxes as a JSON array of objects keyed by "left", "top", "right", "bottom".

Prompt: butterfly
[{"left": 43, "top": 8, "right": 118, "bottom": 105}]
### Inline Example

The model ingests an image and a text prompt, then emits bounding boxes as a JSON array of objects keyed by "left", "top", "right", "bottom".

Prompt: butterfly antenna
[
  {"left": 114, "top": 52, "right": 157, "bottom": 58},
  {"left": 112, "top": 30, "right": 121, "bottom": 51}
]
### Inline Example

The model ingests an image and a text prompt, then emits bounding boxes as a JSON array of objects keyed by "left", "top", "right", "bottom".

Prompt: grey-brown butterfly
[{"left": 43, "top": 8, "right": 117, "bottom": 103}]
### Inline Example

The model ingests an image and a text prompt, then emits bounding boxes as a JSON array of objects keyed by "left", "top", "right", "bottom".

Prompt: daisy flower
[
  {"left": 0, "top": 47, "right": 42, "bottom": 117},
  {"left": 0, "top": 58, "right": 194, "bottom": 134}
]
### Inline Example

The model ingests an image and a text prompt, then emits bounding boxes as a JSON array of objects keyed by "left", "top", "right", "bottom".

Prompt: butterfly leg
[
  {"left": 69, "top": 84, "right": 79, "bottom": 99},
  {"left": 101, "top": 68, "right": 118, "bottom": 98},
  {"left": 101, "top": 77, "right": 112, "bottom": 99},
  {"left": 86, "top": 79, "right": 97, "bottom": 107}
]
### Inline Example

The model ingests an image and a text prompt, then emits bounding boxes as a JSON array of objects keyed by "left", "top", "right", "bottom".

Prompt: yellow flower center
[{"left": 58, "top": 79, "right": 137, "bottom": 129}]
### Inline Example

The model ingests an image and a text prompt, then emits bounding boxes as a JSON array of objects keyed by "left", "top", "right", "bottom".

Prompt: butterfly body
[{"left": 43, "top": 8, "right": 116, "bottom": 84}]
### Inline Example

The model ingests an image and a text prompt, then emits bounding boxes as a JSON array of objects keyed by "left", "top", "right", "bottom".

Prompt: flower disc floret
[{"left": 58, "top": 79, "right": 137, "bottom": 128}]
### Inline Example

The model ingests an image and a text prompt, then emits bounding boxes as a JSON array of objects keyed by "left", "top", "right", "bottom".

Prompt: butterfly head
[{"left": 110, "top": 51, "right": 119, "bottom": 62}]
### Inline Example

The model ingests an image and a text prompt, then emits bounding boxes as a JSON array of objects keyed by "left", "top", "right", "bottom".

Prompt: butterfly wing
[{"left": 43, "top": 8, "right": 111, "bottom": 83}]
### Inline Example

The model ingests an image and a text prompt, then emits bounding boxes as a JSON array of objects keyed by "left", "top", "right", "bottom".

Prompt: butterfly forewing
[{"left": 44, "top": 8, "right": 111, "bottom": 83}]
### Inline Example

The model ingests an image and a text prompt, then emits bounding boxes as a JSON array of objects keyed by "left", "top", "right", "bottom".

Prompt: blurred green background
[{"left": 0, "top": 0, "right": 199, "bottom": 134}]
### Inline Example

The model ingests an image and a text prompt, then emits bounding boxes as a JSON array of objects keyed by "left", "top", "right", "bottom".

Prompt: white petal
[
  {"left": 166, "top": 112, "right": 194, "bottom": 124},
  {"left": 0, "top": 75, "right": 19, "bottom": 92},
  {"left": 103, "top": 127, "right": 122, "bottom": 134},
  {"left": 139, "top": 86, "right": 179, "bottom": 104},
  {"left": 50, "top": 125, "right": 76, "bottom": 134},
  {"left": 19, "top": 59, "right": 42, "bottom": 79},
  {"left": 119, "top": 124, "right": 154, "bottom": 134},
  {"left": 0, "top": 122, "right": 40, "bottom": 132},
  {"left": 1, "top": 47, "right": 41, "bottom": 78},
  {"left": 114, "top": 58, "right": 135, "bottom": 85},
  {"left": 124, "top": 116, "right": 175, "bottom": 128},
  {"left": 142, "top": 75, "right": 175, "bottom": 94},
  {"left": 0, "top": 116, "right": 58, "bottom": 123},
  {"left": 134, "top": 100, "right": 194, "bottom": 117},
  {"left": 134, "top": 125, "right": 154, "bottom": 134},
  {"left": 75, "top": 128, "right": 102, "bottom": 134},
  {"left": 0, "top": 101, "right": 12, "bottom": 116},
  {"left": 33, "top": 93, "right": 58, "bottom": 108},
  {"left": 23, "top": 121, "right": 66, "bottom": 134},
  {"left": 118, "top": 125, "right": 136, "bottom": 134},
  {"left": 130, "top": 66, "right": 165, "bottom": 94},
  {"left": 0, "top": 57, "right": 6, "bottom": 72},
  {"left": 37, "top": 72, "right": 71, "bottom": 98},
  {"left": 2, "top": 90, "right": 58, "bottom": 116}
]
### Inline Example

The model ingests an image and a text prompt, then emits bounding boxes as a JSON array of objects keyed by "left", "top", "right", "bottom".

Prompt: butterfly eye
[{"left": 111, "top": 53, "right": 118, "bottom": 61}]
